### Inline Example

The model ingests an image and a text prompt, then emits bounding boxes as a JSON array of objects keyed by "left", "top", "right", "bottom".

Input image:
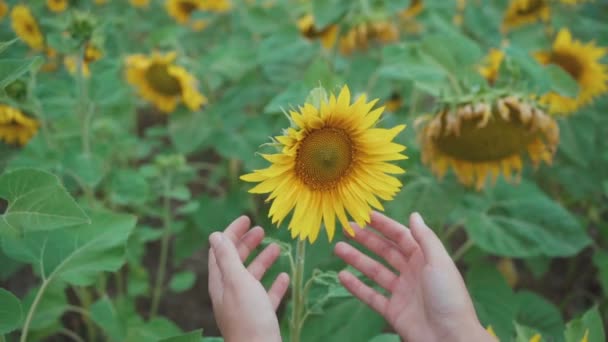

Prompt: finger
[
  {"left": 409, "top": 212, "right": 450, "bottom": 265},
  {"left": 223, "top": 215, "right": 251, "bottom": 244},
  {"left": 236, "top": 226, "right": 265, "bottom": 261},
  {"left": 268, "top": 272, "right": 290, "bottom": 311},
  {"left": 338, "top": 270, "right": 388, "bottom": 315},
  {"left": 209, "top": 232, "right": 247, "bottom": 283},
  {"left": 207, "top": 248, "right": 222, "bottom": 306},
  {"left": 369, "top": 211, "right": 419, "bottom": 258},
  {"left": 334, "top": 242, "right": 398, "bottom": 292},
  {"left": 347, "top": 223, "right": 408, "bottom": 270},
  {"left": 247, "top": 243, "right": 282, "bottom": 280}
]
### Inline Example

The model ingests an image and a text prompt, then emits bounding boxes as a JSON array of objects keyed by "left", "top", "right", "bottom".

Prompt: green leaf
[
  {"left": 0, "top": 169, "right": 90, "bottom": 236},
  {"left": 592, "top": 250, "right": 608, "bottom": 296},
  {"left": 159, "top": 330, "right": 203, "bottom": 342},
  {"left": 564, "top": 307, "right": 605, "bottom": 342},
  {"left": 515, "top": 291, "right": 564, "bottom": 342},
  {"left": 169, "top": 271, "right": 196, "bottom": 293},
  {"left": 125, "top": 317, "right": 183, "bottom": 342},
  {"left": 64, "top": 153, "right": 105, "bottom": 189},
  {"left": 0, "top": 38, "right": 19, "bottom": 55},
  {"left": 545, "top": 64, "right": 579, "bottom": 98},
  {"left": 109, "top": 169, "right": 150, "bottom": 206},
  {"left": 514, "top": 323, "right": 543, "bottom": 342},
  {"left": 0, "top": 288, "right": 23, "bottom": 334},
  {"left": 2, "top": 211, "right": 136, "bottom": 286},
  {"left": 21, "top": 284, "right": 67, "bottom": 331},
  {"left": 90, "top": 297, "right": 125, "bottom": 341},
  {"left": 312, "top": 0, "right": 349, "bottom": 28},
  {"left": 456, "top": 180, "right": 591, "bottom": 257},
  {"left": 368, "top": 334, "right": 401, "bottom": 342},
  {"left": 0, "top": 57, "right": 43, "bottom": 88}
]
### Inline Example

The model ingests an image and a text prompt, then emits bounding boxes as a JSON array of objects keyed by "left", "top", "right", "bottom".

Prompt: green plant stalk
[
  {"left": 75, "top": 287, "right": 96, "bottom": 342},
  {"left": 290, "top": 239, "right": 307, "bottom": 342},
  {"left": 76, "top": 44, "right": 92, "bottom": 156},
  {"left": 452, "top": 239, "right": 474, "bottom": 262},
  {"left": 150, "top": 176, "right": 173, "bottom": 318},
  {"left": 20, "top": 279, "right": 50, "bottom": 342}
]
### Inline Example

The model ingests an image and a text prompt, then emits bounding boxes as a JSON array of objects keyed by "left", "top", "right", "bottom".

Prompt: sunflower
[
  {"left": 400, "top": 0, "right": 424, "bottom": 19},
  {"left": 535, "top": 28, "right": 608, "bottom": 115},
  {"left": 478, "top": 49, "right": 505, "bottom": 85},
  {"left": 130, "top": 0, "right": 150, "bottom": 8},
  {"left": 64, "top": 44, "right": 103, "bottom": 77},
  {"left": 47, "top": 0, "right": 68, "bottom": 13},
  {"left": 502, "top": 0, "right": 550, "bottom": 32},
  {"left": 199, "top": 0, "right": 231, "bottom": 12},
  {"left": 0, "top": 105, "right": 39, "bottom": 146},
  {"left": 0, "top": 1, "right": 8, "bottom": 20},
  {"left": 418, "top": 96, "right": 558, "bottom": 190},
  {"left": 241, "top": 86, "right": 407, "bottom": 243},
  {"left": 125, "top": 52, "right": 207, "bottom": 113},
  {"left": 339, "top": 21, "right": 399, "bottom": 55},
  {"left": 297, "top": 14, "right": 339, "bottom": 50},
  {"left": 166, "top": 0, "right": 208, "bottom": 30},
  {"left": 11, "top": 5, "right": 44, "bottom": 51}
]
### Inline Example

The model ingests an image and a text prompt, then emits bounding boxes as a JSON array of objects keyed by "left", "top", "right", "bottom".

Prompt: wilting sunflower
[
  {"left": 535, "top": 28, "right": 608, "bottom": 115},
  {"left": 166, "top": 0, "right": 207, "bottom": 30},
  {"left": 339, "top": 21, "right": 399, "bottom": 55},
  {"left": 199, "top": 0, "right": 231, "bottom": 12},
  {"left": 0, "top": 1, "right": 8, "bottom": 20},
  {"left": 0, "top": 105, "right": 38, "bottom": 146},
  {"left": 502, "top": 0, "right": 550, "bottom": 32},
  {"left": 125, "top": 52, "right": 207, "bottom": 113},
  {"left": 241, "top": 86, "right": 407, "bottom": 243},
  {"left": 11, "top": 5, "right": 44, "bottom": 51},
  {"left": 64, "top": 44, "right": 103, "bottom": 77},
  {"left": 130, "top": 0, "right": 150, "bottom": 8},
  {"left": 401, "top": 0, "right": 424, "bottom": 18},
  {"left": 47, "top": 0, "right": 68, "bottom": 13},
  {"left": 418, "top": 96, "right": 558, "bottom": 190},
  {"left": 297, "top": 14, "right": 338, "bottom": 50},
  {"left": 478, "top": 49, "right": 505, "bottom": 85}
]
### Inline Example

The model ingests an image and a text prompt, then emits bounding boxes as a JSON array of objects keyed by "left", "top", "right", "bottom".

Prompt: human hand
[
  {"left": 334, "top": 212, "right": 495, "bottom": 342},
  {"left": 208, "top": 216, "right": 290, "bottom": 342}
]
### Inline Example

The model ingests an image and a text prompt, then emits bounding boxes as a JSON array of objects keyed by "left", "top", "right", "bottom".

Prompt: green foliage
[{"left": 0, "top": 288, "right": 22, "bottom": 335}]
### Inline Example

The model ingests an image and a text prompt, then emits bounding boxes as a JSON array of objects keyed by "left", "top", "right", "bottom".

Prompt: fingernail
[
  {"left": 412, "top": 212, "right": 426, "bottom": 227},
  {"left": 209, "top": 232, "right": 223, "bottom": 247}
]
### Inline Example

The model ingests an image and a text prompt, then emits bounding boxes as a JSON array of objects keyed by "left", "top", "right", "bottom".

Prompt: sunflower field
[{"left": 0, "top": 0, "right": 607, "bottom": 341}]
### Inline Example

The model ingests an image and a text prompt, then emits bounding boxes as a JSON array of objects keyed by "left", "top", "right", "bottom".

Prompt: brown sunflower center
[
  {"left": 144, "top": 63, "right": 182, "bottom": 96},
  {"left": 435, "top": 108, "right": 536, "bottom": 162},
  {"left": 516, "top": 0, "right": 546, "bottom": 15},
  {"left": 548, "top": 52, "right": 583, "bottom": 80},
  {"left": 178, "top": 0, "right": 198, "bottom": 15},
  {"left": 295, "top": 127, "right": 354, "bottom": 189}
]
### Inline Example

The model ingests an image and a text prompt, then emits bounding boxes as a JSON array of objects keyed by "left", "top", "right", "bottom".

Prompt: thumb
[{"left": 209, "top": 232, "right": 247, "bottom": 283}]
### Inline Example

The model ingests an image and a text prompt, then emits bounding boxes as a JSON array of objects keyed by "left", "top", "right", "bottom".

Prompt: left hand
[{"left": 208, "top": 216, "right": 290, "bottom": 342}]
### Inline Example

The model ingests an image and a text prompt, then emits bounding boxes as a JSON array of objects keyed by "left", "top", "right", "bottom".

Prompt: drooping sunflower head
[
  {"left": 502, "top": 0, "right": 550, "bottom": 32},
  {"left": 418, "top": 95, "right": 559, "bottom": 190},
  {"left": 339, "top": 20, "right": 399, "bottom": 55},
  {"left": 241, "top": 86, "right": 407, "bottom": 243},
  {"left": 125, "top": 52, "right": 207, "bottom": 113},
  {"left": 478, "top": 49, "right": 505, "bottom": 85},
  {"left": 297, "top": 14, "right": 339, "bottom": 50},
  {"left": 535, "top": 28, "right": 608, "bottom": 115},
  {"left": 130, "top": 0, "right": 150, "bottom": 8},
  {"left": 0, "top": 105, "right": 39, "bottom": 146},
  {"left": 10, "top": 5, "right": 44, "bottom": 51},
  {"left": 47, "top": 0, "right": 68, "bottom": 13},
  {"left": 64, "top": 44, "right": 103, "bottom": 77},
  {"left": 166, "top": 0, "right": 207, "bottom": 29}
]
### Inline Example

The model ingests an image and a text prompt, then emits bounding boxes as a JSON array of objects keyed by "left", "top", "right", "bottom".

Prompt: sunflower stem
[
  {"left": 452, "top": 238, "right": 474, "bottom": 262},
  {"left": 150, "top": 175, "right": 173, "bottom": 318},
  {"left": 290, "top": 239, "right": 307, "bottom": 342}
]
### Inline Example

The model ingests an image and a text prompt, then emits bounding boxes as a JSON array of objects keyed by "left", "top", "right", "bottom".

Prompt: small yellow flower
[
  {"left": 502, "top": 0, "right": 550, "bottom": 32},
  {"left": 11, "top": 5, "right": 44, "bottom": 51},
  {"left": 47, "top": 0, "right": 68, "bottom": 13},
  {"left": 478, "top": 49, "right": 505, "bottom": 85},
  {"left": 64, "top": 44, "right": 103, "bottom": 77},
  {"left": 125, "top": 52, "right": 207, "bottom": 113},
  {"left": 418, "top": 96, "right": 558, "bottom": 190},
  {"left": 130, "top": 0, "right": 150, "bottom": 8},
  {"left": 297, "top": 14, "right": 338, "bottom": 50},
  {"left": 166, "top": 0, "right": 208, "bottom": 30},
  {"left": 535, "top": 28, "right": 608, "bottom": 115},
  {"left": 339, "top": 21, "right": 399, "bottom": 55},
  {"left": 0, "top": 1, "right": 9, "bottom": 20},
  {"left": 0, "top": 105, "right": 38, "bottom": 146},
  {"left": 241, "top": 86, "right": 407, "bottom": 243}
]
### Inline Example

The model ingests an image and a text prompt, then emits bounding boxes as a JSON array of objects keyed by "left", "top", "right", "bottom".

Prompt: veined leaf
[{"left": 0, "top": 288, "right": 22, "bottom": 334}]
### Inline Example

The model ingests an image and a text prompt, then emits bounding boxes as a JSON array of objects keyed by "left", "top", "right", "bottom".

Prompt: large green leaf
[
  {"left": 159, "top": 330, "right": 204, "bottom": 342},
  {"left": 564, "top": 307, "right": 605, "bottom": 342},
  {"left": 0, "top": 169, "right": 90, "bottom": 236},
  {"left": 455, "top": 180, "right": 591, "bottom": 257},
  {"left": 2, "top": 211, "right": 136, "bottom": 286},
  {"left": 91, "top": 297, "right": 125, "bottom": 341},
  {"left": 592, "top": 250, "right": 608, "bottom": 296},
  {"left": 0, "top": 288, "right": 22, "bottom": 334},
  {"left": 0, "top": 57, "right": 43, "bottom": 88},
  {"left": 515, "top": 291, "right": 564, "bottom": 342}
]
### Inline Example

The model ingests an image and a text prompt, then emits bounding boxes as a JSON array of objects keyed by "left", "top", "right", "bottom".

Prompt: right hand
[{"left": 334, "top": 212, "right": 496, "bottom": 342}]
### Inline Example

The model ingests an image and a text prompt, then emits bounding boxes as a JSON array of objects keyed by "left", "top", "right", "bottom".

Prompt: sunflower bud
[{"left": 67, "top": 11, "right": 98, "bottom": 45}]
